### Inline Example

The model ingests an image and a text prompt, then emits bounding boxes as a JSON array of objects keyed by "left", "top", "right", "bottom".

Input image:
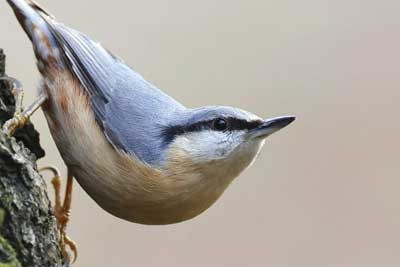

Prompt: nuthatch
[{"left": 5, "top": 0, "right": 295, "bottom": 262}]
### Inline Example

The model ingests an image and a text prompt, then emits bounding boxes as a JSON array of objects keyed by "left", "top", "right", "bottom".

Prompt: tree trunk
[{"left": 0, "top": 49, "right": 64, "bottom": 267}]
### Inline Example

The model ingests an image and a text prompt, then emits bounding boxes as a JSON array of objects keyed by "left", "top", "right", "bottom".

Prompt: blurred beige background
[{"left": 1, "top": 0, "right": 400, "bottom": 266}]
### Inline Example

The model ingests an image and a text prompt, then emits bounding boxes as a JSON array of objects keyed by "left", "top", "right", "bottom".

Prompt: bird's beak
[{"left": 248, "top": 116, "right": 295, "bottom": 139}]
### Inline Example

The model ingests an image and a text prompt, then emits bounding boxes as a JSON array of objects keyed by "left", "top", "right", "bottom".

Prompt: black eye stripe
[
  {"left": 227, "top": 118, "right": 263, "bottom": 131},
  {"left": 162, "top": 117, "right": 263, "bottom": 145}
]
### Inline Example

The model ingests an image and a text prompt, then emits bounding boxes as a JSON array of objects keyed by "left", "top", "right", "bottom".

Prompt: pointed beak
[{"left": 248, "top": 116, "right": 295, "bottom": 139}]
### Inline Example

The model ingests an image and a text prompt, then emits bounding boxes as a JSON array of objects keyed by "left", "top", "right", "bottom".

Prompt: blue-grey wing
[{"left": 44, "top": 22, "right": 185, "bottom": 164}]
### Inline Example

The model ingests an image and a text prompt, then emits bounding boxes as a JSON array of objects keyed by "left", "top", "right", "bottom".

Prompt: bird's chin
[{"left": 216, "top": 138, "right": 266, "bottom": 177}]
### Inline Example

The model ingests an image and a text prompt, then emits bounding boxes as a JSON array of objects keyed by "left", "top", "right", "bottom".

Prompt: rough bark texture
[{"left": 0, "top": 49, "right": 64, "bottom": 267}]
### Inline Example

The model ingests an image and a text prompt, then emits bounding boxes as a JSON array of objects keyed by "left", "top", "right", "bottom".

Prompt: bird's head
[{"left": 162, "top": 106, "right": 295, "bottom": 180}]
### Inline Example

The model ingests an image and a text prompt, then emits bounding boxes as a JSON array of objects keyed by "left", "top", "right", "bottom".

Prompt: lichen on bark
[{"left": 0, "top": 49, "right": 64, "bottom": 267}]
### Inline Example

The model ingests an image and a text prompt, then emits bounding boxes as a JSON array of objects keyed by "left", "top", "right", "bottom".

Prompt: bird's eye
[{"left": 212, "top": 118, "right": 228, "bottom": 131}]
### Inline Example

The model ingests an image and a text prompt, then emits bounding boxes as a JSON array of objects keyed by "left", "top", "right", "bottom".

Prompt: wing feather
[{"left": 42, "top": 19, "right": 185, "bottom": 164}]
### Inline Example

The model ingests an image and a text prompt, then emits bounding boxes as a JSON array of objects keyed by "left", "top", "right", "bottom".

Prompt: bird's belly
[{"left": 39, "top": 73, "right": 230, "bottom": 225}]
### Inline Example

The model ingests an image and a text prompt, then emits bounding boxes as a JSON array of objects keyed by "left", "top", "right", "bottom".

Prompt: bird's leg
[
  {"left": 0, "top": 76, "right": 47, "bottom": 136},
  {"left": 59, "top": 169, "right": 77, "bottom": 263},
  {"left": 40, "top": 167, "right": 78, "bottom": 264}
]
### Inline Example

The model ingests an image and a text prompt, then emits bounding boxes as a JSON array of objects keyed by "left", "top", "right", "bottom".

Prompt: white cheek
[{"left": 172, "top": 130, "right": 244, "bottom": 161}]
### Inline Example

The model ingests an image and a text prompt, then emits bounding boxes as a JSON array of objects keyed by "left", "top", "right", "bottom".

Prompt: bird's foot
[
  {"left": 40, "top": 166, "right": 78, "bottom": 264},
  {"left": 2, "top": 111, "right": 28, "bottom": 136},
  {"left": 1, "top": 76, "right": 27, "bottom": 136},
  {"left": 55, "top": 206, "right": 78, "bottom": 264},
  {"left": 0, "top": 76, "right": 47, "bottom": 136}
]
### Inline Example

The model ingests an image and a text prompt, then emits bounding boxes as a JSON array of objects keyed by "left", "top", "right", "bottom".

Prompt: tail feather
[{"left": 7, "top": 0, "right": 63, "bottom": 70}]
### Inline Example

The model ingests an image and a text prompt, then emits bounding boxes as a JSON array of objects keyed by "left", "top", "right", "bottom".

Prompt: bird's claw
[
  {"left": 2, "top": 112, "right": 28, "bottom": 136},
  {"left": 63, "top": 235, "right": 78, "bottom": 264},
  {"left": 40, "top": 166, "right": 78, "bottom": 264},
  {"left": 55, "top": 207, "right": 77, "bottom": 264},
  {"left": 0, "top": 76, "right": 27, "bottom": 136}
]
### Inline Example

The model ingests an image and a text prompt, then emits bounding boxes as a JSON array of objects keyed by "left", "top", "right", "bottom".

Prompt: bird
[{"left": 5, "top": 0, "right": 295, "bottom": 263}]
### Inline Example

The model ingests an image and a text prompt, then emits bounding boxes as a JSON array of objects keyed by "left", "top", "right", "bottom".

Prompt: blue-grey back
[{"left": 44, "top": 20, "right": 187, "bottom": 165}]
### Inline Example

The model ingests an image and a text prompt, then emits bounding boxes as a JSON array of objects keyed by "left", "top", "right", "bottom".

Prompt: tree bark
[{"left": 0, "top": 49, "right": 64, "bottom": 267}]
